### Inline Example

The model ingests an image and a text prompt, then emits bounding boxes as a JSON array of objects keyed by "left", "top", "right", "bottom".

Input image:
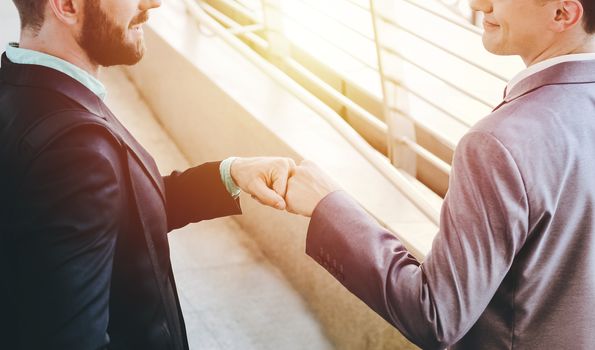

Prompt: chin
[
  {"left": 123, "top": 48, "right": 145, "bottom": 66},
  {"left": 482, "top": 36, "right": 504, "bottom": 56},
  {"left": 121, "top": 39, "right": 146, "bottom": 65},
  {"left": 99, "top": 44, "right": 145, "bottom": 67},
  {"left": 481, "top": 32, "right": 519, "bottom": 57}
]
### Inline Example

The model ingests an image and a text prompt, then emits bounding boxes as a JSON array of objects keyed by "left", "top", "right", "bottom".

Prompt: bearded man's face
[{"left": 77, "top": 0, "right": 150, "bottom": 67}]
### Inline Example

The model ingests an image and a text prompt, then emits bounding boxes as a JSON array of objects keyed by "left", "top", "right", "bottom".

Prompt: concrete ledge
[{"left": 124, "top": 1, "right": 438, "bottom": 348}]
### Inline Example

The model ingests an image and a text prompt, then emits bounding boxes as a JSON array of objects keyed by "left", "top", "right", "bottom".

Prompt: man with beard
[
  {"left": 0, "top": 0, "right": 294, "bottom": 349},
  {"left": 285, "top": 0, "right": 595, "bottom": 349}
]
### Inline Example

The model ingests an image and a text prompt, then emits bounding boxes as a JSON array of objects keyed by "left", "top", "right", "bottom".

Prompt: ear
[
  {"left": 549, "top": 0, "right": 584, "bottom": 32},
  {"left": 47, "top": 0, "right": 83, "bottom": 26}
]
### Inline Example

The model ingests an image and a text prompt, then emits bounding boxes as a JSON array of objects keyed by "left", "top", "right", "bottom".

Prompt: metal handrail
[
  {"left": 207, "top": 0, "right": 378, "bottom": 71},
  {"left": 376, "top": 13, "right": 507, "bottom": 82},
  {"left": 388, "top": 78, "right": 477, "bottom": 128},
  {"left": 200, "top": 1, "right": 388, "bottom": 138},
  {"left": 186, "top": 0, "right": 442, "bottom": 224},
  {"left": 401, "top": 136, "right": 451, "bottom": 174},
  {"left": 402, "top": 0, "right": 481, "bottom": 35},
  {"left": 389, "top": 106, "right": 456, "bottom": 150},
  {"left": 385, "top": 76, "right": 477, "bottom": 128},
  {"left": 200, "top": 1, "right": 267, "bottom": 41},
  {"left": 343, "top": 0, "right": 370, "bottom": 11},
  {"left": 272, "top": 6, "right": 378, "bottom": 71},
  {"left": 215, "top": 0, "right": 261, "bottom": 22},
  {"left": 201, "top": 0, "right": 455, "bottom": 165},
  {"left": 387, "top": 107, "right": 456, "bottom": 149},
  {"left": 297, "top": 0, "right": 375, "bottom": 41},
  {"left": 381, "top": 45, "right": 496, "bottom": 109},
  {"left": 234, "top": 0, "right": 261, "bottom": 13},
  {"left": 438, "top": 0, "right": 479, "bottom": 26},
  {"left": 285, "top": 58, "right": 388, "bottom": 136},
  {"left": 202, "top": 0, "right": 472, "bottom": 150}
]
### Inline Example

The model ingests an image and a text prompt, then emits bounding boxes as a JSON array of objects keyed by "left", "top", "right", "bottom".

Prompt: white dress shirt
[{"left": 506, "top": 53, "right": 595, "bottom": 96}]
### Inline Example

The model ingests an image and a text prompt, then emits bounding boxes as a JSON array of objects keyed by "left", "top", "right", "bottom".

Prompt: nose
[
  {"left": 469, "top": 0, "right": 492, "bottom": 13},
  {"left": 140, "top": 0, "right": 162, "bottom": 11}
]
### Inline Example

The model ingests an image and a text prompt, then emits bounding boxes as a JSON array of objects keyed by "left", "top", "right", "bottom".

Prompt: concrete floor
[{"left": 102, "top": 67, "right": 332, "bottom": 350}]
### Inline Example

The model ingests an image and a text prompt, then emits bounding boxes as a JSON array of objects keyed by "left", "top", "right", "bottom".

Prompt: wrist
[
  {"left": 229, "top": 157, "right": 243, "bottom": 187},
  {"left": 221, "top": 157, "right": 241, "bottom": 198},
  {"left": 312, "top": 189, "right": 341, "bottom": 216}
]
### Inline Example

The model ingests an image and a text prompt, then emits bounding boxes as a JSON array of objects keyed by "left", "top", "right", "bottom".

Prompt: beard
[{"left": 77, "top": 2, "right": 148, "bottom": 67}]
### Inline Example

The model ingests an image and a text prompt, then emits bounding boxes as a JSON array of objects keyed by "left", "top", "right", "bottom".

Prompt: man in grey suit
[{"left": 285, "top": 0, "right": 595, "bottom": 349}]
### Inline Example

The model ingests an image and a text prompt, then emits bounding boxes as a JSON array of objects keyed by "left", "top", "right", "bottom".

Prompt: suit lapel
[
  {"left": 99, "top": 103, "right": 166, "bottom": 203},
  {"left": 495, "top": 60, "right": 595, "bottom": 112}
]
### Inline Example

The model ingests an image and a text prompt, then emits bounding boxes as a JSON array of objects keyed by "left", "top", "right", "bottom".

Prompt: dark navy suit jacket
[{"left": 0, "top": 53, "right": 241, "bottom": 349}]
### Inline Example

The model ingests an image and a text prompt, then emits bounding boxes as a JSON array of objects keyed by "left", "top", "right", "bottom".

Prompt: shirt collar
[
  {"left": 506, "top": 53, "right": 595, "bottom": 97},
  {"left": 5, "top": 42, "right": 107, "bottom": 100}
]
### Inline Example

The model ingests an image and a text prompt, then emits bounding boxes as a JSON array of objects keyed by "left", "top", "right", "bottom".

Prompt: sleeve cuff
[{"left": 220, "top": 157, "right": 242, "bottom": 199}]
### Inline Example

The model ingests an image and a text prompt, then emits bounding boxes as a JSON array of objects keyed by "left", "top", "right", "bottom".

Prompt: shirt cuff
[{"left": 220, "top": 157, "right": 242, "bottom": 199}]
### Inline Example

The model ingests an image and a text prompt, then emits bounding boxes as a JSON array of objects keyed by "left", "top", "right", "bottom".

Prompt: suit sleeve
[
  {"left": 305, "top": 131, "right": 529, "bottom": 349},
  {"left": 14, "top": 127, "right": 125, "bottom": 349},
  {"left": 163, "top": 161, "right": 242, "bottom": 231}
]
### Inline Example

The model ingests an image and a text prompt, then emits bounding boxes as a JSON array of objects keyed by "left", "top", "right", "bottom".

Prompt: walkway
[{"left": 102, "top": 67, "right": 332, "bottom": 350}]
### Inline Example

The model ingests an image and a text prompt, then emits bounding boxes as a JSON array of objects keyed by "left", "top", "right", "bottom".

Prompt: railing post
[{"left": 371, "top": 0, "right": 418, "bottom": 176}]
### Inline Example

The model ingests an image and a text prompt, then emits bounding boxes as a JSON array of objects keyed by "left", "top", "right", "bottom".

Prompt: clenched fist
[
  {"left": 230, "top": 157, "right": 296, "bottom": 210},
  {"left": 285, "top": 160, "right": 341, "bottom": 217}
]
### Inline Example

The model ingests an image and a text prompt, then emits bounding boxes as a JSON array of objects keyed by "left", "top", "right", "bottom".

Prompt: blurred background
[{"left": 1, "top": 1, "right": 19, "bottom": 45}]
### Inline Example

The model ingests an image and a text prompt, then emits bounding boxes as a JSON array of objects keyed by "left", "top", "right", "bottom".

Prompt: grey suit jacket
[{"left": 306, "top": 60, "right": 595, "bottom": 349}]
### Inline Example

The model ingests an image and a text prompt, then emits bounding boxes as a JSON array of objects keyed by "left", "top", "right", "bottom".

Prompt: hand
[
  {"left": 230, "top": 157, "right": 296, "bottom": 210},
  {"left": 285, "top": 160, "right": 341, "bottom": 217}
]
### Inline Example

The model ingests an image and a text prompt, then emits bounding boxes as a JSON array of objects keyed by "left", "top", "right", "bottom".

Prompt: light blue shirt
[
  {"left": 6, "top": 43, "right": 241, "bottom": 199},
  {"left": 6, "top": 42, "right": 107, "bottom": 100}
]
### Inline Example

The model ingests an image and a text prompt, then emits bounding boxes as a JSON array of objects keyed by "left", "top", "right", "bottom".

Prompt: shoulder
[
  {"left": 36, "top": 111, "right": 124, "bottom": 179},
  {"left": 1, "top": 83, "right": 87, "bottom": 159},
  {"left": 15, "top": 109, "right": 125, "bottom": 193},
  {"left": 468, "top": 82, "right": 595, "bottom": 166},
  {"left": 19, "top": 122, "right": 127, "bottom": 219},
  {"left": 453, "top": 131, "right": 520, "bottom": 176},
  {"left": 473, "top": 83, "right": 591, "bottom": 146},
  {"left": 0, "top": 82, "right": 81, "bottom": 127},
  {"left": 474, "top": 93, "right": 551, "bottom": 140}
]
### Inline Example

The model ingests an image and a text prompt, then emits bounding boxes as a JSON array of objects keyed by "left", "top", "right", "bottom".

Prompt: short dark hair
[
  {"left": 12, "top": 0, "right": 46, "bottom": 33},
  {"left": 581, "top": 0, "right": 595, "bottom": 34}
]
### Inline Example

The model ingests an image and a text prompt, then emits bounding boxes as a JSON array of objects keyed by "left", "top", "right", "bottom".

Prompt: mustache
[{"left": 130, "top": 11, "right": 149, "bottom": 26}]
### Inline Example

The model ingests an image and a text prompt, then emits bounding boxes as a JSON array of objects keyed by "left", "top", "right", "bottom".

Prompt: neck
[
  {"left": 523, "top": 33, "right": 595, "bottom": 67},
  {"left": 18, "top": 27, "right": 100, "bottom": 78}
]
